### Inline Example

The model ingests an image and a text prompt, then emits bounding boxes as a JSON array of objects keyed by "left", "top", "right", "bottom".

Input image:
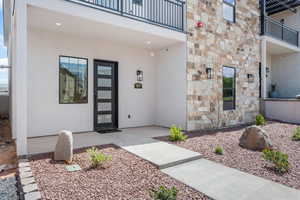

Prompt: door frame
[{"left": 93, "top": 59, "right": 119, "bottom": 132}]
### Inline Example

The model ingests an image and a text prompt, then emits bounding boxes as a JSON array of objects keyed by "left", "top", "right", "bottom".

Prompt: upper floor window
[
  {"left": 223, "top": 66, "right": 236, "bottom": 111},
  {"left": 59, "top": 56, "right": 88, "bottom": 104},
  {"left": 132, "top": 0, "right": 143, "bottom": 6},
  {"left": 223, "top": 0, "right": 236, "bottom": 23}
]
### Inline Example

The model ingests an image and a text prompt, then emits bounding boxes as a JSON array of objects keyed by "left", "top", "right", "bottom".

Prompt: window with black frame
[
  {"left": 223, "top": 66, "right": 236, "bottom": 110},
  {"left": 59, "top": 56, "right": 88, "bottom": 104},
  {"left": 132, "top": 0, "right": 143, "bottom": 6},
  {"left": 223, "top": 0, "right": 235, "bottom": 23}
]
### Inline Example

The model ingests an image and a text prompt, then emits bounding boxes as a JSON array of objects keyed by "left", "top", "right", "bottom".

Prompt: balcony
[
  {"left": 65, "top": 0, "right": 185, "bottom": 32},
  {"left": 262, "top": 16, "right": 299, "bottom": 47}
]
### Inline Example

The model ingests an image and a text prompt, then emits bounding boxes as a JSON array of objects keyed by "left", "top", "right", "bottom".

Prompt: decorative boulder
[
  {"left": 54, "top": 130, "right": 73, "bottom": 162},
  {"left": 239, "top": 126, "right": 272, "bottom": 151}
]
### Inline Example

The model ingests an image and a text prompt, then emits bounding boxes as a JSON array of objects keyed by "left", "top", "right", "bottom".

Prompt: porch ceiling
[
  {"left": 266, "top": 0, "right": 300, "bottom": 15},
  {"left": 27, "top": 6, "right": 184, "bottom": 50}
]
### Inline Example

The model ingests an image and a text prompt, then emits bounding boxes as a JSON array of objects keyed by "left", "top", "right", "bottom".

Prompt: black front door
[{"left": 94, "top": 60, "right": 118, "bottom": 132}]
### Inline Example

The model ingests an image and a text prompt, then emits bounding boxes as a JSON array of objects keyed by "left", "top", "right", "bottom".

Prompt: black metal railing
[
  {"left": 66, "top": 0, "right": 185, "bottom": 32},
  {"left": 262, "top": 16, "right": 299, "bottom": 47}
]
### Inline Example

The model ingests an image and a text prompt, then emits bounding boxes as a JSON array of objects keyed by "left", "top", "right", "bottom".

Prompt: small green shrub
[
  {"left": 256, "top": 114, "right": 266, "bottom": 126},
  {"left": 215, "top": 146, "right": 224, "bottom": 155},
  {"left": 150, "top": 186, "right": 178, "bottom": 200},
  {"left": 292, "top": 127, "right": 300, "bottom": 141},
  {"left": 262, "top": 149, "right": 289, "bottom": 173},
  {"left": 86, "top": 147, "right": 112, "bottom": 168},
  {"left": 169, "top": 125, "right": 187, "bottom": 142}
]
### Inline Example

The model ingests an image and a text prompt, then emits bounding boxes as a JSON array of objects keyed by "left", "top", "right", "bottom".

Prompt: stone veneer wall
[{"left": 186, "top": 0, "right": 261, "bottom": 131}]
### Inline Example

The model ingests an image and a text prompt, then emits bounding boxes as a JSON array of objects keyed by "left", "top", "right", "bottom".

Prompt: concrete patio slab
[
  {"left": 162, "top": 159, "right": 300, "bottom": 200},
  {"left": 27, "top": 126, "right": 201, "bottom": 169},
  {"left": 27, "top": 126, "right": 170, "bottom": 155}
]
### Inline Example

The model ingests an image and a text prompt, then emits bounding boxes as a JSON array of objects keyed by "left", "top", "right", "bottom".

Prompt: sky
[{"left": 0, "top": 0, "right": 8, "bottom": 87}]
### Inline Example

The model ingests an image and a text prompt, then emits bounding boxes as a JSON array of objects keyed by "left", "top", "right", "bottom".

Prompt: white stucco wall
[
  {"left": 28, "top": 28, "right": 159, "bottom": 137},
  {"left": 155, "top": 43, "right": 187, "bottom": 129},
  {"left": 271, "top": 53, "right": 300, "bottom": 97},
  {"left": 265, "top": 100, "right": 300, "bottom": 124},
  {"left": 266, "top": 53, "right": 272, "bottom": 96},
  {"left": 271, "top": 8, "right": 300, "bottom": 35},
  {"left": 269, "top": 8, "right": 300, "bottom": 98}
]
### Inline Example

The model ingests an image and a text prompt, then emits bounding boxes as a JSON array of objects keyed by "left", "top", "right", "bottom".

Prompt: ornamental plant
[
  {"left": 86, "top": 147, "right": 112, "bottom": 168},
  {"left": 215, "top": 146, "right": 224, "bottom": 155},
  {"left": 256, "top": 114, "right": 266, "bottom": 126},
  {"left": 292, "top": 126, "right": 300, "bottom": 141},
  {"left": 262, "top": 149, "right": 290, "bottom": 173},
  {"left": 169, "top": 125, "right": 187, "bottom": 142},
  {"left": 150, "top": 186, "right": 178, "bottom": 200}
]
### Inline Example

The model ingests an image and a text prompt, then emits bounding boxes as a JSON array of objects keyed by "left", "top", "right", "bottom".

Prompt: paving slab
[
  {"left": 20, "top": 177, "right": 36, "bottom": 186},
  {"left": 162, "top": 159, "right": 300, "bottom": 200},
  {"left": 20, "top": 171, "right": 33, "bottom": 179},
  {"left": 115, "top": 136, "right": 202, "bottom": 169},
  {"left": 24, "top": 191, "right": 41, "bottom": 200},
  {"left": 23, "top": 183, "right": 38, "bottom": 193}
]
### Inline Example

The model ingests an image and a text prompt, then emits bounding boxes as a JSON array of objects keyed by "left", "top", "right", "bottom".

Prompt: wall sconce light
[
  {"left": 247, "top": 74, "right": 254, "bottom": 83},
  {"left": 266, "top": 67, "right": 270, "bottom": 78},
  {"left": 137, "top": 70, "right": 143, "bottom": 81},
  {"left": 206, "top": 67, "right": 212, "bottom": 79}
]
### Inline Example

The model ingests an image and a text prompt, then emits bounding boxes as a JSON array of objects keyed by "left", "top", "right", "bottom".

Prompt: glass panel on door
[{"left": 97, "top": 78, "right": 112, "bottom": 87}]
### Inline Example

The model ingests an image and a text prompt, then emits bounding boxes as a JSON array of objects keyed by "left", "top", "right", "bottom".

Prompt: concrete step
[{"left": 116, "top": 136, "right": 202, "bottom": 169}]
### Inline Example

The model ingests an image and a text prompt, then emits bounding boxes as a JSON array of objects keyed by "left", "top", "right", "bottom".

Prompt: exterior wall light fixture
[
  {"left": 247, "top": 74, "right": 254, "bottom": 83},
  {"left": 206, "top": 67, "right": 212, "bottom": 79},
  {"left": 137, "top": 70, "right": 143, "bottom": 81}
]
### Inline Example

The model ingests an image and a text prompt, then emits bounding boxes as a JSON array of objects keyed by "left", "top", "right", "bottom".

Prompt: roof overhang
[{"left": 266, "top": 0, "right": 300, "bottom": 15}]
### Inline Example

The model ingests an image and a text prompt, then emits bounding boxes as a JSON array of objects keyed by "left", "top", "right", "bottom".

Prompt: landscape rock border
[{"left": 18, "top": 159, "right": 41, "bottom": 200}]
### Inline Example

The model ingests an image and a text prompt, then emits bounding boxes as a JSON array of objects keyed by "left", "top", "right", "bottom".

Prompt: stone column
[{"left": 14, "top": 0, "right": 28, "bottom": 155}]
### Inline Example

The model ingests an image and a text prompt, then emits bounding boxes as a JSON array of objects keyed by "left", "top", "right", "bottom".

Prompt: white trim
[
  {"left": 261, "top": 39, "right": 267, "bottom": 99},
  {"left": 14, "top": 0, "right": 28, "bottom": 155},
  {"left": 261, "top": 35, "right": 300, "bottom": 53}
]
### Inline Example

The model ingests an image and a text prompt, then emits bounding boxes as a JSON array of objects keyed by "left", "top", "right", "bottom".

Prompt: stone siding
[{"left": 186, "top": 0, "right": 260, "bottom": 130}]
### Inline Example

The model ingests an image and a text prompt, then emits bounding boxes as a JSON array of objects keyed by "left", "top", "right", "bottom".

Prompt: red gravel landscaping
[
  {"left": 29, "top": 144, "right": 210, "bottom": 200},
  {"left": 159, "top": 122, "right": 300, "bottom": 190}
]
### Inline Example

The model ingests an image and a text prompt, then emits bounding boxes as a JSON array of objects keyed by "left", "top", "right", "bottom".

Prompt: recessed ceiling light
[{"left": 56, "top": 22, "right": 62, "bottom": 26}]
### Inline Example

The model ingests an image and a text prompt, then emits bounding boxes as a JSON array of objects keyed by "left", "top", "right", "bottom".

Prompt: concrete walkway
[{"left": 163, "top": 159, "right": 300, "bottom": 200}]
